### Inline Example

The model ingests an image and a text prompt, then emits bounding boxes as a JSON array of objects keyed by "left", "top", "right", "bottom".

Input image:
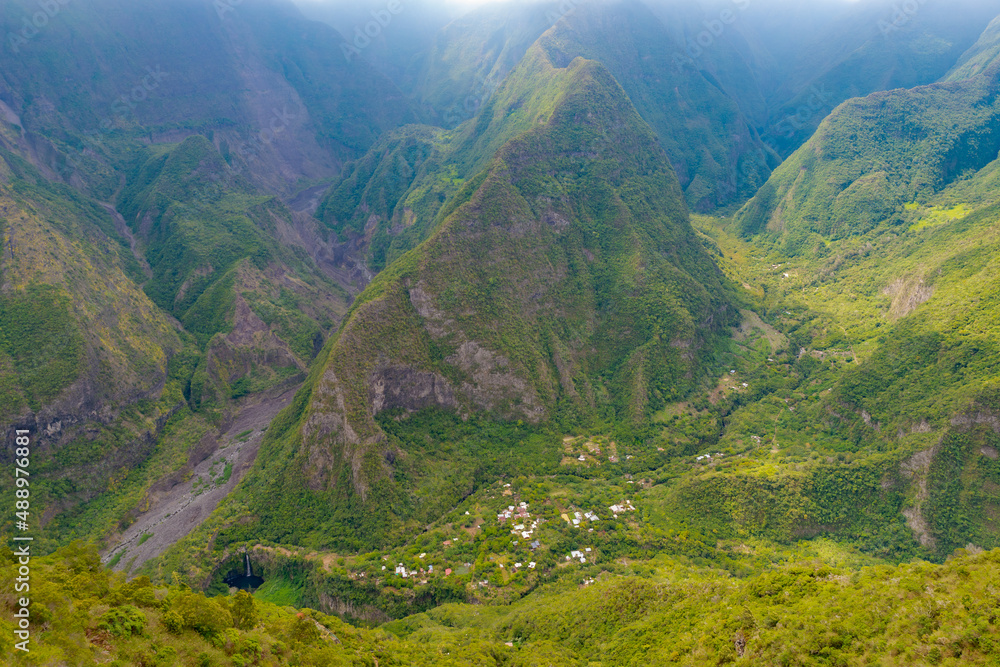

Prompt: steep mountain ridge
[
  {"left": 946, "top": 14, "right": 1000, "bottom": 81},
  {"left": 532, "top": 0, "right": 774, "bottom": 211},
  {"left": 225, "top": 47, "right": 739, "bottom": 551},
  {"left": 317, "top": 0, "right": 777, "bottom": 274}
]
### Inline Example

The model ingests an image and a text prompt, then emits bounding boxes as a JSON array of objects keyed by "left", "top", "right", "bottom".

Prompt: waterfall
[{"left": 244, "top": 552, "right": 252, "bottom": 578}]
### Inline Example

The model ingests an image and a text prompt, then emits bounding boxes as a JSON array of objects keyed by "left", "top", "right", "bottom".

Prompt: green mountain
[
  {"left": 735, "top": 60, "right": 1000, "bottom": 251},
  {"left": 317, "top": 0, "right": 779, "bottom": 275},
  {"left": 947, "top": 14, "right": 1000, "bottom": 81},
  {"left": 223, "top": 46, "right": 739, "bottom": 552},
  {"left": 408, "top": 0, "right": 776, "bottom": 211},
  {"left": 0, "top": 0, "right": 410, "bottom": 559},
  {"left": 6, "top": 2, "right": 1000, "bottom": 664}
]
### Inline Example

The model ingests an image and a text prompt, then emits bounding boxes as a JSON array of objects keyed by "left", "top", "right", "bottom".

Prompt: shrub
[
  {"left": 174, "top": 593, "right": 233, "bottom": 639},
  {"left": 162, "top": 610, "right": 185, "bottom": 634},
  {"left": 97, "top": 605, "right": 147, "bottom": 637}
]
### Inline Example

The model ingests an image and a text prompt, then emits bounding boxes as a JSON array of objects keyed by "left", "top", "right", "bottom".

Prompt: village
[{"left": 315, "top": 473, "right": 647, "bottom": 599}]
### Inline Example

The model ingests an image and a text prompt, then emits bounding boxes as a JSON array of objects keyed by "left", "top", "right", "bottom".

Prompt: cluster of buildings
[
  {"left": 568, "top": 510, "right": 600, "bottom": 527},
  {"left": 567, "top": 547, "right": 593, "bottom": 564},
  {"left": 608, "top": 500, "right": 636, "bottom": 516},
  {"left": 498, "top": 502, "right": 540, "bottom": 540},
  {"left": 386, "top": 561, "right": 437, "bottom": 580}
]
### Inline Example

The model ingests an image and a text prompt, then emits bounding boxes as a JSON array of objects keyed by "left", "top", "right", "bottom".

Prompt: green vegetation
[
  {"left": 4, "top": 3, "right": 1000, "bottom": 663},
  {"left": 321, "top": 0, "right": 785, "bottom": 275},
  {"left": 534, "top": 0, "right": 774, "bottom": 211},
  {"left": 218, "top": 47, "right": 741, "bottom": 554},
  {"left": 4, "top": 541, "right": 1000, "bottom": 665},
  {"left": 114, "top": 136, "right": 348, "bottom": 414},
  {"left": 736, "top": 63, "right": 1000, "bottom": 251},
  {"left": 97, "top": 605, "right": 147, "bottom": 637},
  {"left": 0, "top": 284, "right": 84, "bottom": 411},
  {"left": 388, "top": 550, "right": 1000, "bottom": 665},
  {"left": 318, "top": 125, "right": 455, "bottom": 272}
]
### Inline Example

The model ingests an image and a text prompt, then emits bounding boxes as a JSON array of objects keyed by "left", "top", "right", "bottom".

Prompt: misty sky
[{"left": 290, "top": 0, "right": 875, "bottom": 25}]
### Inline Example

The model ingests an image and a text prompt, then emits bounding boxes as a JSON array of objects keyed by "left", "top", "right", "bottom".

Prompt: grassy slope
[
  {"left": 0, "top": 151, "right": 180, "bottom": 416},
  {"left": 723, "top": 36, "right": 1000, "bottom": 564},
  {"left": 20, "top": 131, "right": 354, "bottom": 553},
  {"left": 0, "top": 142, "right": 201, "bottom": 550},
  {"left": 689, "top": 188, "right": 1000, "bottom": 561}
]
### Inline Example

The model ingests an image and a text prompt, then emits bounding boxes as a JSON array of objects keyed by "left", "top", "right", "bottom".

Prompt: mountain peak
[{"left": 248, "top": 44, "right": 737, "bottom": 548}]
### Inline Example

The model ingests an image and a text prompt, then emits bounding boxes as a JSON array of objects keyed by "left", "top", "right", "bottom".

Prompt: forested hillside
[{"left": 3, "top": 1, "right": 1000, "bottom": 664}]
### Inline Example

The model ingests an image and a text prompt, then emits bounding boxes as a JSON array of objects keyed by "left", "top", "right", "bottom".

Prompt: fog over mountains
[{"left": 3, "top": 0, "right": 1000, "bottom": 664}]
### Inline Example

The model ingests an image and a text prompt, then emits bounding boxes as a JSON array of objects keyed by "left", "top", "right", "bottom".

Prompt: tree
[{"left": 231, "top": 590, "right": 259, "bottom": 631}]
